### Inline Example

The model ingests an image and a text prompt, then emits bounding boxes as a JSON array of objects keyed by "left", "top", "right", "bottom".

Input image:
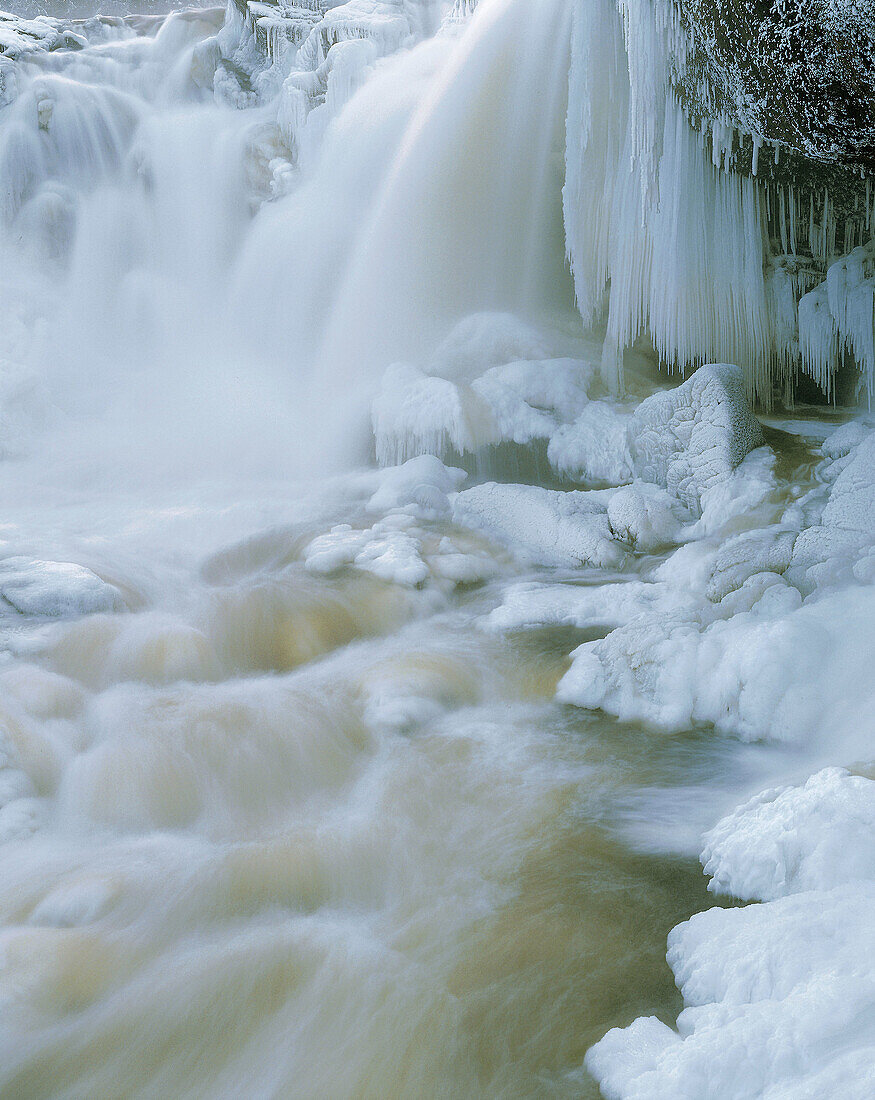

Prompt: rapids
[{"left": 0, "top": 1, "right": 869, "bottom": 1098}]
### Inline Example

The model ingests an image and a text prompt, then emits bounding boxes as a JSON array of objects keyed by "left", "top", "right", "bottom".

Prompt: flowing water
[{"left": 0, "top": 2, "right": 803, "bottom": 1096}]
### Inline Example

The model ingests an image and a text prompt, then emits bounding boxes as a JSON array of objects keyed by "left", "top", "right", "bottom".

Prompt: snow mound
[
  {"left": 629, "top": 364, "right": 765, "bottom": 516},
  {"left": 453, "top": 483, "right": 625, "bottom": 569},
  {"left": 0, "top": 558, "right": 125, "bottom": 618}
]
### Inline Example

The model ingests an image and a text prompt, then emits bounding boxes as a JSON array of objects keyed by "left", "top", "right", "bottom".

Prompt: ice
[
  {"left": 372, "top": 363, "right": 500, "bottom": 467},
  {"left": 372, "top": 314, "right": 597, "bottom": 467},
  {"left": 304, "top": 520, "right": 429, "bottom": 587},
  {"left": 702, "top": 768, "right": 875, "bottom": 902},
  {"left": 587, "top": 767, "right": 875, "bottom": 1100},
  {"left": 787, "top": 424, "right": 875, "bottom": 592},
  {"left": 606, "top": 483, "right": 682, "bottom": 551},
  {"left": 0, "top": 558, "right": 125, "bottom": 618},
  {"left": 628, "top": 364, "right": 766, "bottom": 516},
  {"left": 485, "top": 577, "right": 699, "bottom": 635},
  {"left": 366, "top": 454, "right": 467, "bottom": 519},
  {"left": 560, "top": 580, "right": 875, "bottom": 744},
  {"left": 425, "top": 312, "right": 560, "bottom": 382},
  {"left": 453, "top": 482, "right": 625, "bottom": 569},
  {"left": 704, "top": 527, "right": 797, "bottom": 603},
  {"left": 547, "top": 401, "right": 635, "bottom": 486}
]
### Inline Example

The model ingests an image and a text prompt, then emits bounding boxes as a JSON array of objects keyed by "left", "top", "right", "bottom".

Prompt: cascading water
[{"left": 0, "top": 1, "right": 872, "bottom": 1098}]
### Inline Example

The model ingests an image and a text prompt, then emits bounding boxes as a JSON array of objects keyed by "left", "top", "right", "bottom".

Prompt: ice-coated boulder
[
  {"left": 628, "top": 364, "right": 765, "bottom": 515},
  {"left": 787, "top": 424, "right": 875, "bottom": 592},
  {"left": 366, "top": 455, "right": 467, "bottom": 519},
  {"left": 0, "top": 558, "right": 124, "bottom": 618},
  {"left": 705, "top": 526, "right": 797, "bottom": 602},
  {"left": 586, "top": 766, "right": 875, "bottom": 1100},
  {"left": 702, "top": 767, "right": 875, "bottom": 902},
  {"left": 452, "top": 483, "right": 625, "bottom": 569}
]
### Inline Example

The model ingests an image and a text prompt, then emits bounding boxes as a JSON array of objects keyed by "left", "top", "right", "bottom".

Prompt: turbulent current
[{"left": 0, "top": 1, "right": 873, "bottom": 1098}]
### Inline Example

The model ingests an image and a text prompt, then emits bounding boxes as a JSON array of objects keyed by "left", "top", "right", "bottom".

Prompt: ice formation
[
  {"left": 587, "top": 767, "right": 875, "bottom": 1100},
  {"left": 0, "top": 1, "right": 872, "bottom": 1097},
  {"left": 563, "top": 0, "right": 875, "bottom": 403},
  {"left": 628, "top": 364, "right": 765, "bottom": 515},
  {"left": 0, "top": 558, "right": 125, "bottom": 618}
]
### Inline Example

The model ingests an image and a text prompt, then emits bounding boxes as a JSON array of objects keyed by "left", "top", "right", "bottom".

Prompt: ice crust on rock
[
  {"left": 453, "top": 483, "right": 626, "bottom": 570},
  {"left": 366, "top": 454, "right": 467, "bottom": 519},
  {"left": 587, "top": 767, "right": 875, "bottom": 1100},
  {"left": 702, "top": 768, "right": 875, "bottom": 902},
  {"left": 372, "top": 314, "right": 599, "bottom": 469},
  {"left": 628, "top": 364, "right": 765, "bottom": 516},
  {"left": 547, "top": 401, "right": 635, "bottom": 486},
  {"left": 0, "top": 558, "right": 124, "bottom": 618},
  {"left": 787, "top": 423, "right": 875, "bottom": 592}
]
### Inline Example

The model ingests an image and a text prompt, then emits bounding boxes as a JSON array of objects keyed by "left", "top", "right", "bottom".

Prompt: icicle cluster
[{"left": 564, "top": 0, "right": 875, "bottom": 406}]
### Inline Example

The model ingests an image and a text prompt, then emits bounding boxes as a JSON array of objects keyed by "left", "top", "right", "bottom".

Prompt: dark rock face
[{"left": 672, "top": 0, "right": 875, "bottom": 176}]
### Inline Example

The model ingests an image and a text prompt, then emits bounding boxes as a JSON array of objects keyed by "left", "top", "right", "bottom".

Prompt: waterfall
[{"left": 0, "top": 4, "right": 872, "bottom": 1099}]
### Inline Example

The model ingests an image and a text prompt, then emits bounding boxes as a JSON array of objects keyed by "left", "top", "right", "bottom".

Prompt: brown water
[{"left": 0, "top": 511, "right": 731, "bottom": 1099}]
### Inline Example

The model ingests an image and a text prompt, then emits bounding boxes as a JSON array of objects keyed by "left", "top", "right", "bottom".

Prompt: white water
[
  {"left": 0, "top": 5, "right": 701, "bottom": 1096},
  {"left": 0, "top": 1, "right": 872, "bottom": 1097}
]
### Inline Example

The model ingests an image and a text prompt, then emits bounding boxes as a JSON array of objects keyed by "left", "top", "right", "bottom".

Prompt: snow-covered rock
[
  {"left": 366, "top": 455, "right": 467, "bottom": 519},
  {"left": 587, "top": 767, "right": 875, "bottom": 1100},
  {"left": 628, "top": 364, "right": 765, "bottom": 516},
  {"left": 0, "top": 558, "right": 124, "bottom": 618},
  {"left": 452, "top": 482, "right": 625, "bottom": 569}
]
